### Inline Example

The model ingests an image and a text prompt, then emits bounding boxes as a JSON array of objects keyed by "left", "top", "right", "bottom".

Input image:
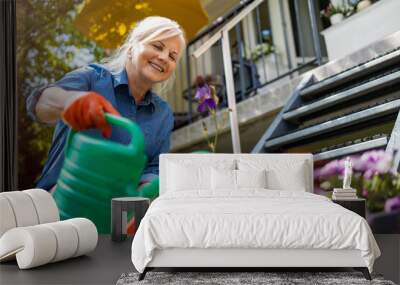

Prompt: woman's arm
[
  {"left": 27, "top": 65, "right": 94, "bottom": 124},
  {"left": 35, "top": 87, "right": 87, "bottom": 123},
  {"left": 35, "top": 87, "right": 87, "bottom": 124},
  {"left": 36, "top": 88, "right": 120, "bottom": 138}
]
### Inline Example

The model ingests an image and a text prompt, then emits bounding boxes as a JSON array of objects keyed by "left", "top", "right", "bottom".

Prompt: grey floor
[
  {"left": 1, "top": 234, "right": 398, "bottom": 285},
  {"left": 0, "top": 235, "right": 133, "bottom": 285}
]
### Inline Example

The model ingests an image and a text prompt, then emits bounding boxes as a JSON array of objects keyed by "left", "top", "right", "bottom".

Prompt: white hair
[{"left": 101, "top": 16, "right": 186, "bottom": 94}]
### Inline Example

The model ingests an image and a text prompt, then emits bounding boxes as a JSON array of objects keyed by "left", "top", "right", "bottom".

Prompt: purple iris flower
[
  {"left": 195, "top": 84, "right": 217, "bottom": 113},
  {"left": 194, "top": 85, "right": 210, "bottom": 101},
  {"left": 384, "top": 195, "right": 400, "bottom": 213},
  {"left": 197, "top": 98, "right": 217, "bottom": 113}
]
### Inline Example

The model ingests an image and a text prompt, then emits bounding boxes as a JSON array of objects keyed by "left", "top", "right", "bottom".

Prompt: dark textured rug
[{"left": 116, "top": 271, "right": 396, "bottom": 285}]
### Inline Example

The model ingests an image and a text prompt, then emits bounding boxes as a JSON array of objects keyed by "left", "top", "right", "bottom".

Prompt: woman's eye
[
  {"left": 152, "top": 44, "right": 162, "bottom": 51},
  {"left": 169, "top": 54, "right": 176, "bottom": 61}
]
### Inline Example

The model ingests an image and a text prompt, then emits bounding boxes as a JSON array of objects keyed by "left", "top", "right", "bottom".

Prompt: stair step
[
  {"left": 264, "top": 99, "right": 400, "bottom": 149},
  {"left": 300, "top": 48, "right": 400, "bottom": 100},
  {"left": 313, "top": 136, "right": 388, "bottom": 161},
  {"left": 284, "top": 69, "right": 400, "bottom": 121}
]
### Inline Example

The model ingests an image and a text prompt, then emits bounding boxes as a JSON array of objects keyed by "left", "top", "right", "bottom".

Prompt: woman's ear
[{"left": 127, "top": 47, "right": 132, "bottom": 59}]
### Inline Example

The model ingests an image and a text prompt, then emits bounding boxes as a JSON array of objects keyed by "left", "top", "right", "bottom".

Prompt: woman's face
[{"left": 131, "top": 35, "right": 182, "bottom": 84}]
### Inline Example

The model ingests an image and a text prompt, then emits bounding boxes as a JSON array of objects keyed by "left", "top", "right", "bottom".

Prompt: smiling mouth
[{"left": 149, "top": 61, "right": 165, "bottom": 73}]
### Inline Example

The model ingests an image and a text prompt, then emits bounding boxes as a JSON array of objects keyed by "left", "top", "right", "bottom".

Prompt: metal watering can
[{"left": 53, "top": 113, "right": 151, "bottom": 234}]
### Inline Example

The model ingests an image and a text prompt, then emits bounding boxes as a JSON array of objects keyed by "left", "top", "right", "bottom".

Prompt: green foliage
[
  {"left": 250, "top": 43, "right": 275, "bottom": 61},
  {"left": 320, "top": 2, "right": 355, "bottom": 19},
  {"left": 17, "top": 0, "right": 105, "bottom": 189}
]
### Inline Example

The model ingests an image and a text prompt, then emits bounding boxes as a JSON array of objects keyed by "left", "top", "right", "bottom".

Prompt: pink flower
[
  {"left": 318, "top": 159, "right": 345, "bottom": 178},
  {"left": 363, "top": 169, "right": 376, "bottom": 180},
  {"left": 384, "top": 195, "right": 400, "bottom": 213},
  {"left": 375, "top": 152, "right": 393, "bottom": 174},
  {"left": 354, "top": 150, "right": 393, "bottom": 174}
]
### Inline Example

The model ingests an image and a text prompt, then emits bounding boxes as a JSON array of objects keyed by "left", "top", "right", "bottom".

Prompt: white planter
[
  {"left": 255, "top": 53, "right": 282, "bottom": 82},
  {"left": 330, "top": 13, "right": 345, "bottom": 25},
  {"left": 321, "top": 0, "right": 400, "bottom": 61}
]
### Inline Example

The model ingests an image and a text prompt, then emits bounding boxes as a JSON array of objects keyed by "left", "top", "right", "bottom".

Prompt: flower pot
[
  {"left": 357, "top": 0, "right": 372, "bottom": 12},
  {"left": 330, "top": 13, "right": 344, "bottom": 25}
]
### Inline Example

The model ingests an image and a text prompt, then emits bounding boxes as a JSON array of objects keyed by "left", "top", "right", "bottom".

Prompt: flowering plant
[
  {"left": 320, "top": 3, "right": 354, "bottom": 19},
  {"left": 194, "top": 76, "right": 224, "bottom": 153},
  {"left": 314, "top": 150, "right": 400, "bottom": 213}
]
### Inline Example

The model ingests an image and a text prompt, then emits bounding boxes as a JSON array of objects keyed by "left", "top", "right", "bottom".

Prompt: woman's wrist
[{"left": 62, "top": 90, "right": 89, "bottom": 110}]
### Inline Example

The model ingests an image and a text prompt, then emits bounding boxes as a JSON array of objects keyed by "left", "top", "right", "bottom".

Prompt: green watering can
[{"left": 53, "top": 113, "right": 158, "bottom": 233}]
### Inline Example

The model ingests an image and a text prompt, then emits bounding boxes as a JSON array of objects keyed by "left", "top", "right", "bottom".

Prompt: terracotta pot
[{"left": 330, "top": 13, "right": 344, "bottom": 25}]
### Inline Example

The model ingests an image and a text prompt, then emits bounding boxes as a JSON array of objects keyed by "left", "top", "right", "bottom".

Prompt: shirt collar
[
  {"left": 112, "top": 68, "right": 156, "bottom": 111},
  {"left": 138, "top": 90, "right": 156, "bottom": 113},
  {"left": 112, "top": 68, "right": 129, "bottom": 88}
]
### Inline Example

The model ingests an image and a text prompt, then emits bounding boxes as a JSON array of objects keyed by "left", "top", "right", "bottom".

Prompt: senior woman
[{"left": 27, "top": 16, "right": 186, "bottom": 192}]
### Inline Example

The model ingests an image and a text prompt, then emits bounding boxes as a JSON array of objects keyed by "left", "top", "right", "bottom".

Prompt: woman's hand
[{"left": 62, "top": 92, "right": 120, "bottom": 138}]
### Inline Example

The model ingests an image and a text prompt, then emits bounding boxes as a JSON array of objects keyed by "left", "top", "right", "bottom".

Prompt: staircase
[{"left": 252, "top": 46, "right": 400, "bottom": 167}]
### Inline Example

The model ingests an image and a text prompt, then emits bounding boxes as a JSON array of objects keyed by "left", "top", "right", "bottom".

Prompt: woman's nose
[{"left": 158, "top": 50, "right": 169, "bottom": 62}]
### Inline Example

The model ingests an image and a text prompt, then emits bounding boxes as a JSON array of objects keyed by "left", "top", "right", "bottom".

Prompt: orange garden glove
[
  {"left": 127, "top": 218, "right": 137, "bottom": 236},
  {"left": 126, "top": 182, "right": 150, "bottom": 235},
  {"left": 62, "top": 92, "right": 120, "bottom": 138}
]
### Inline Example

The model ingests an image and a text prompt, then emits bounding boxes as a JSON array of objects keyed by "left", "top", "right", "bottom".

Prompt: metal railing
[{"left": 181, "top": 0, "right": 324, "bottom": 126}]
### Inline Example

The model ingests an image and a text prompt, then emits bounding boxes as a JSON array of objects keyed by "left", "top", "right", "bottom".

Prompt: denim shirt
[{"left": 26, "top": 63, "right": 174, "bottom": 191}]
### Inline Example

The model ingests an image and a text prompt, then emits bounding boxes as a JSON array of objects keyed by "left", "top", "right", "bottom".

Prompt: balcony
[
  {"left": 169, "top": 0, "right": 326, "bottom": 152},
  {"left": 168, "top": 0, "right": 400, "bottom": 155}
]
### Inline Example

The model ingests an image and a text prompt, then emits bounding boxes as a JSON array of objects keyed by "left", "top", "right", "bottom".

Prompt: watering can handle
[
  {"left": 65, "top": 113, "right": 145, "bottom": 155},
  {"left": 104, "top": 113, "right": 145, "bottom": 153}
]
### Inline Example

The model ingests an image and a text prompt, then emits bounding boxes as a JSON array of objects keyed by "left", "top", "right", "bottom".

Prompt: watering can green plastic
[{"left": 53, "top": 113, "right": 159, "bottom": 233}]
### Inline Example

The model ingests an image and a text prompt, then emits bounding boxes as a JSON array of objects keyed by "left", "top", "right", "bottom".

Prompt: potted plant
[
  {"left": 314, "top": 150, "right": 400, "bottom": 233},
  {"left": 331, "top": 4, "right": 346, "bottom": 24},
  {"left": 250, "top": 42, "right": 275, "bottom": 62},
  {"left": 321, "top": 2, "right": 354, "bottom": 25}
]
